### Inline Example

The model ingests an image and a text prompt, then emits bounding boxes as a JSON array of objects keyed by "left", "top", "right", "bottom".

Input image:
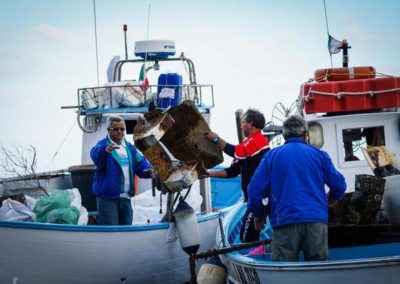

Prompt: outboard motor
[{"left": 173, "top": 198, "right": 200, "bottom": 255}]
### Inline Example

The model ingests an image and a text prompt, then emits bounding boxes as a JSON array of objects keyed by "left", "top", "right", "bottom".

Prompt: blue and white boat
[
  {"left": 217, "top": 203, "right": 400, "bottom": 284},
  {"left": 0, "top": 40, "right": 241, "bottom": 284},
  {"left": 216, "top": 48, "right": 400, "bottom": 283}
]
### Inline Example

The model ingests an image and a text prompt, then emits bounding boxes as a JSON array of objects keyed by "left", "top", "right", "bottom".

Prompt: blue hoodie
[
  {"left": 90, "top": 137, "right": 153, "bottom": 199},
  {"left": 247, "top": 138, "right": 346, "bottom": 228}
]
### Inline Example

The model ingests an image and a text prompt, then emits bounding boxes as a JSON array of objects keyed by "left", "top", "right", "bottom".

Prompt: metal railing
[{"left": 77, "top": 82, "right": 214, "bottom": 113}]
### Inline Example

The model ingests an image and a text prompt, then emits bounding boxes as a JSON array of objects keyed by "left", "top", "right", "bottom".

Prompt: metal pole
[
  {"left": 341, "top": 40, "right": 351, "bottom": 68},
  {"left": 188, "top": 239, "right": 271, "bottom": 283},
  {"left": 218, "top": 217, "right": 227, "bottom": 248},
  {"left": 235, "top": 109, "right": 244, "bottom": 143},
  {"left": 123, "top": 24, "right": 128, "bottom": 60},
  {"left": 189, "top": 255, "right": 197, "bottom": 284},
  {"left": 92, "top": 0, "right": 100, "bottom": 86}
]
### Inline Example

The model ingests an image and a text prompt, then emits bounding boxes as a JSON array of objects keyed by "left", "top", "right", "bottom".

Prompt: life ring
[{"left": 314, "top": 66, "right": 376, "bottom": 82}]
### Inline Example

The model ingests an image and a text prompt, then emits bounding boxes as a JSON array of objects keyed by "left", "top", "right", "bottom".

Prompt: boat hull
[
  {"left": 217, "top": 203, "right": 400, "bottom": 284},
  {"left": 0, "top": 212, "right": 221, "bottom": 284},
  {"left": 225, "top": 252, "right": 400, "bottom": 284}
]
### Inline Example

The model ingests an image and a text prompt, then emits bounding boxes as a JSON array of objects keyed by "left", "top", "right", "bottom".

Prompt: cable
[{"left": 44, "top": 118, "right": 77, "bottom": 171}]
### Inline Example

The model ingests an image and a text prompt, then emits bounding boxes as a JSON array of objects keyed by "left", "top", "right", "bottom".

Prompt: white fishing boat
[
  {"left": 216, "top": 41, "right": 400, "bottom": 284},
  {"left": 0, "top": 39, "right": 241, "bottom": 284}
]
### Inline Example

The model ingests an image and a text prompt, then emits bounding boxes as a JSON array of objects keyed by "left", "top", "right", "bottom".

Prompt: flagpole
[
  {"left": 93, "top": 0, "right": 100, "bottom": 86},
  {"left": 142, "top": 4, "right": 151, "bottom": 99},
  {"left": 323, "top": 0, "right": 333, "bottom": 67}
]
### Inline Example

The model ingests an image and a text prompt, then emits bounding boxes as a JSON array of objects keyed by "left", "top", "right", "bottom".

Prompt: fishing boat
[
  {"left": 217, "top": 203, "right": 400, "bottom": 284},
  {"left": 0, "top": 39, "right": 241, "bottom": 284},
  {"left": 216, "top": 41, "right": 400, "bottom": 284}
]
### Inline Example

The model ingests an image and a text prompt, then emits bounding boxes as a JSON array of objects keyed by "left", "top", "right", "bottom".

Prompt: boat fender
[
  {"left": 314, "top": 66, "right": 376, "bottom": 82},
  {"left": 197, "top": 257, "right": 227, "bottom": 284},
  {"left": 173, "top": 199, "right": 200, "bottom": 255}
]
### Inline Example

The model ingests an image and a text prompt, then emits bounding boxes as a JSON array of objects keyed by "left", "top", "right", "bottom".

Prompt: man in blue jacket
[
  {"left": 247, "top": 115, "right": 346, "bottom": 261},
  {"left": 91, "top": 115, "right": 153, "bottom": 225}
]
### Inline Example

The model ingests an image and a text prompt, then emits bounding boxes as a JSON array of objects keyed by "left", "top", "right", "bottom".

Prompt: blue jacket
[
  {"left": 247, "top": 138, "right": 346, "bottom": 228},
  {"left": 90, "top": 137, "right": 153, "bottom": 199}
]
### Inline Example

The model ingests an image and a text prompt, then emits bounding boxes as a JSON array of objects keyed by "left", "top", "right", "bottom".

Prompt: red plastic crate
[{"left": 301, "top": 77, "right": 400, "bottom": 114}]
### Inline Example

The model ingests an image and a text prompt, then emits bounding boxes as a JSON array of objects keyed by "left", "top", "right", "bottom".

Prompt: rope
[
  {"left": 314, "top": 70, "right": 377, "bottom": 82},
  {"left": 171, "top": 185, "right": 193, "bottom": 209},
  {"left": 311, "top": 87, "right": 400, "bottom": 96},
  {"left": 44, "top": 118, "right": 77, "bottom": 171},
  {"left": 302, "top": 87, "right": 400, "bottom": 102}
]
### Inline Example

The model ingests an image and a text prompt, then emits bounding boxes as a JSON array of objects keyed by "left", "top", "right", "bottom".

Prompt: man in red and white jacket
[{"left": 205, "top": 108, "right": 269, "bottom": 242}]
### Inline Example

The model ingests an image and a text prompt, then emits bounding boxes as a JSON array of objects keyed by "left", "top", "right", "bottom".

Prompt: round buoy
[
  {"left": 173, "top": 199, "right": 200, "bottom": 255},
  {"left": 197, "top": 257, "right": 227, "bottom": 284}
]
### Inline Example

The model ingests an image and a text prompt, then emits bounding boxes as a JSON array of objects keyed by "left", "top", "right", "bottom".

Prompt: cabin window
[
  {"left": 308, "top": 121, "right": 323, "bottom": 148},
  {"left": 341, "top": 126, "right": 385, "bottom": 162}
]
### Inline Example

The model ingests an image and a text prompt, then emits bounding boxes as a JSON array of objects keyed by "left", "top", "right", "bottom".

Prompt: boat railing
[{"left": 77, "top": 82, "right": 214, "bottom": 114}]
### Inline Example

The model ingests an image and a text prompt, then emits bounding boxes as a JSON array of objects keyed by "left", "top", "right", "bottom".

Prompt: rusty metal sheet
[
  {"left": 161, "top": 100, "right": 223, "bottom": 171},
  {"left": 133, "top": 100, "right": 223, "bottom": 192}
]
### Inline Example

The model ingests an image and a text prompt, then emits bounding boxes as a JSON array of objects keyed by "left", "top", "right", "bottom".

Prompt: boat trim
[{"left": 0, "top": 210, "right": 222, "bottom": 232}]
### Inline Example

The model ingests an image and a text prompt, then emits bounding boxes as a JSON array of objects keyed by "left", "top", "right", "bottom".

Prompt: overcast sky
[{"left": 0, "top": 0, "right": 399, "bottom": 176}]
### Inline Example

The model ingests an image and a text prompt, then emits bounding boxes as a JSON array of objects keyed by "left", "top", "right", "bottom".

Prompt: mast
[
  {"left": 123, "top": 24, "right": 128, "bottom": 60},
  {"left": 339, "top": 39, "right": 351, "bottom": 67}
]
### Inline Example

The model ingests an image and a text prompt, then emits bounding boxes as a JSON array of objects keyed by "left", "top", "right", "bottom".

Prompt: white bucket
[{"left": 382, "top": 175, "right": 400, "bottom": 224}]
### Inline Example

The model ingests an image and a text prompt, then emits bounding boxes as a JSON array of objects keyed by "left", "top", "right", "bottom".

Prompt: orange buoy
[{"left": 314, "top": 66, "right": 376, "bottom": 82}]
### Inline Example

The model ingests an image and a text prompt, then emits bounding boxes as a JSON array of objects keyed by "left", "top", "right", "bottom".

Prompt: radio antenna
[{"left": 93, "top": 0, "right": 100, "bottom": 86}]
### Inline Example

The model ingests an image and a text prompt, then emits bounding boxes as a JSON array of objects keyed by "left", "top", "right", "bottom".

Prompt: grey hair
[
  {"left": 106, "top": 115, "right": 125, "bottom": 128},
  {"left": 282, "top": 115, "right": 308, "bottom": 139}
]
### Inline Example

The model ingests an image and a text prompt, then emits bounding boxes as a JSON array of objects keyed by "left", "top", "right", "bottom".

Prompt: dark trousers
[
  {"left": 240, "top": 208, "right": 261, "bottom": 243},
  {"left": 97, "top": 197, "right": 133, "bottom": 225}
]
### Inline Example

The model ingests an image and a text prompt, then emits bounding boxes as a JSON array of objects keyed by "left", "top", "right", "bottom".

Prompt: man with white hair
[
  {"left": 247, "top": 115, "right": 346, "bottom": 261},
  {"left": 90, "top": 115, "right": 153, "bottom": 225}
]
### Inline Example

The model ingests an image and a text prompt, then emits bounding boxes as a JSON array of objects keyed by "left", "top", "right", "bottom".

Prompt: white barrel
[
  {"left": 173, "top": 199, "right": 200, "bottom": 255},
  {"left": 382, "top": 175, "right": 400, "bottom": 224}
]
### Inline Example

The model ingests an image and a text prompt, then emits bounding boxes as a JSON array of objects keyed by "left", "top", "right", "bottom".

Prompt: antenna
[
  {"left": 93, "top": 0, "right": 100, "bottom": 86},
  {"left": 123, "top": 24, "right": 128, "bottom": 60},
  {"left": 143, "top": 4, "right": 151, "bottom": 92},
  {"left": 146, "top": 4, "right": 151, "bottom": 41},
  {"left": 323, "top": 0, "right": 333, "bottom": 67}
]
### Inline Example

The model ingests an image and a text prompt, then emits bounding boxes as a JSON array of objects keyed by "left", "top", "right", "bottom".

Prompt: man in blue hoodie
[
  {"left": 247, "top": 115, "right": 346, "bottom": 261},
  {"left": 91, "top": 115, "right": 153, "bottom": 225}
]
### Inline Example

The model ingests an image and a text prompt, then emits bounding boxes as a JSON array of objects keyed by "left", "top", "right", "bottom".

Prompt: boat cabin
[{"left": 299, "top": 67, "right": 400, "bottom": 191}]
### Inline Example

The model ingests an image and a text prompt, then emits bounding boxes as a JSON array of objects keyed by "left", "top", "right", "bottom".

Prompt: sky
[{"left": 0, "top": 0, "right": 399, "bottom": 176}]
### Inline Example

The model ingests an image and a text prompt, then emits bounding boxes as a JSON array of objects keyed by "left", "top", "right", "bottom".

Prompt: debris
[
  {"left": 134, "top": 100, "right": 223, "bottom": 193},
  {"left": 362, "top": 146, "right": 400, "bottom": 177}
]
